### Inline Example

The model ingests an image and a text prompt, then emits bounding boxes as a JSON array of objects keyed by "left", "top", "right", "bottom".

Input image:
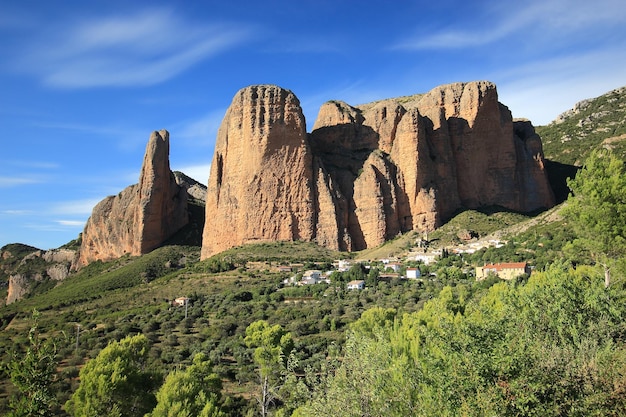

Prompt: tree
[
  {"left": 148, "top": 353, "right": 224, "bottom": 417},
  {"left": 563, "top": 150, "right": 626, "bottom": 287},
  {"left": 244, "top": 320, "right": 294, "bottom": 417},
  {"left": 348, "top": 306, "right": 396, "bottom": 338},
  {"left": 65, "top": 334, "right": 159, "bottom": 417},
  {"left": 301, "top": 266, "right": 626, "bottom": 416},
  {"left": 5, "top": 310, "right": 58, "bottom": 417}
]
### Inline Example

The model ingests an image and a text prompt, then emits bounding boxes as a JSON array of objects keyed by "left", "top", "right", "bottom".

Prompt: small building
[
  {"left": 406, "top": 267, "right": 422, "bottom": 279},
  {"left": 303, "top": 270, "right": 322, "bottom": 280},
  {"left": 277, "top": 265, "right": 293, "bottom": 273},
  {"left": 290, "top": 263, "right": 305, "bottom": 271},
  {"left": 300, "top": 276, "right": 320, "bottom": 285},
  {"left": 386, "top": 262, "right": 403, "bottom": 273},
  {"left": 299, "top": 270, "right": 321, "bottom": 285},
  {"left": 475, "top": 262, "right": 530, "bottom": 280},
  {"left": 337, "top": 259, "right": 352, "bottom": 272},
  {"left": 347, "top": 280, "right": 365, "bottom": 290},
  {"left": 414, "top": 253, "right": 438, "bottom": 265},
  {"left": 378, "top": 273, "right": 401, "bottom": 283},
  {"left": 172, "top": 297, "right": 189, "bottom": 307}
]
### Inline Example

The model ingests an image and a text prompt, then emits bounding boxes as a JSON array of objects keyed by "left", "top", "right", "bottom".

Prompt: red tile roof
[{"left": 483, "top": 262, "right": 527, "bottom": 270}]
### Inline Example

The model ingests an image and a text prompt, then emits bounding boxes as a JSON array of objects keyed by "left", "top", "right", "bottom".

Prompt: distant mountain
[{"left": 538, "top": 86, "right": 626, "bottom": 166}]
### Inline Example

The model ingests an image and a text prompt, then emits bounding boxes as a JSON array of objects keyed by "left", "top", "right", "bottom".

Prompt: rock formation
[
  {"left": 173, "top": 171, "right": 208, "bottom": 202},
  {"left": 7, "top": 274, "right": 31, "bottom": 305},
  {"left": 201, "top": 81, "right": 556, "bottom": 258},
  {"left": 201, "top": 85, "right": 315, "bottom": 258},
  {"left": 75, "top": 130, "right": 188, "bottom": 268},
  {"left": 3, "top": 248, "right": 76, "bottom": 305}
]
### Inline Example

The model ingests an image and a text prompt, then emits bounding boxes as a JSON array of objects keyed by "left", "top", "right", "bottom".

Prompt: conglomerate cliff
[
  {"left": 75, "top": 130, "right": 189, "bottom": 268},
  {"left": 201, "top": 82, "right": 555, "bottom": 259}
]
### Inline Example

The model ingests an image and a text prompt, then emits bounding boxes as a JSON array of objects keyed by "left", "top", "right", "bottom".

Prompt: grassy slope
[
  {"left": 357, "top": 207, "right": 532, "bottom": 260},
  {"left": 538, "top": 86, "right": 626, "bottom": 166}
]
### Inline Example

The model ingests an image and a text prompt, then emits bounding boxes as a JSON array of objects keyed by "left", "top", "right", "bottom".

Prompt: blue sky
[{"left": 1, "top": 0, "right": 625, "bottom": 250}]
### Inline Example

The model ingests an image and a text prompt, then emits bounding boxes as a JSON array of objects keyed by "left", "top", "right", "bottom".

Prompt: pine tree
[
  {"left": 6, "top": 310, "right": 58, "bottom": 417},
  {"left": 563, "top": 150, "right": 626, "bottom": 287}
]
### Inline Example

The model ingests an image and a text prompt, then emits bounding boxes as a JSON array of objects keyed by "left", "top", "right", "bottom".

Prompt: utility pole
[{"left": 75, "top": 324, "right": 80, "bottom": 353}]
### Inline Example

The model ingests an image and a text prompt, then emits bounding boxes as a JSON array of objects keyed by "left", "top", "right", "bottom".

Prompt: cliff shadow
[
  {"left": 309, "top": 124, "right": 381, "bottom": 251},
  {"left": 162, "top": 198, "right": 206, "bottom": 247},
  {"left": 544, "top": 159, "right": 579, "bottom": 204}
]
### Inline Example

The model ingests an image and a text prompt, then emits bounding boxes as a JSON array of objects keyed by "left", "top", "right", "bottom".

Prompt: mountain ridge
[{"left": 538, "top": 85, "right": 626, "bottom": 165}]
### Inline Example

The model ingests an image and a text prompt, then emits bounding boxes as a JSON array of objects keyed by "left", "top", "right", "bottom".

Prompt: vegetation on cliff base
[
  {"left": 562, "top": 150, "right": 626, "bottom": 287},
  {"left": 1, "top": 144, "right": 626, "bottom": 415},
  {"left": 298, "top": 265, "right": 626, "bottom": 416}
]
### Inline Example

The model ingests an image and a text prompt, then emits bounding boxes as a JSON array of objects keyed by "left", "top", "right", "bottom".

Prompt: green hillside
[
  {"left": 2, "top": 88, "right": 626, "bottom": 416},
  {"left": 538, "top": 86, "right": 626, "bottom": 165}
]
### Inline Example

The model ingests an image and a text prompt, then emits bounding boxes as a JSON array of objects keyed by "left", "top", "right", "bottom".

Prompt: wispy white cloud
[
  {"left": 1, "top": 209, "right": 33, "bottom": 215},
  {"left": 494, "top": 47, "right": 626, "bottom": 124},
  {"left": 50, "top": 198, "right": 102, "bottom": 216},
  {"left": 394, "top": 0, "right": 626, "bottom": 50},
  {"left": 32, "top": 120, "right": 150, "bottom": 152},
  {"left": 175, "top": 110, "right": 226, "bottom": 143},
  {"left": 11, "top": 161, "right": 59, "bottom": 169},
  {"left": 2, "top": 159, "right": 60, "bottom": 171},
  {"left": 14, "top": 8, "right": 254, "bottom": 88},
  {"left": 56, "top": 220, "right": 85, "bottom": 227},
  {"left": 34, "top": 121, "right": 132, "bottom": 135},
  {"left": 0, "top": 176, "right": 41, "bottom": 187},
  {"left": 24, "top": 222, "right": 78, "bottom": 233}
]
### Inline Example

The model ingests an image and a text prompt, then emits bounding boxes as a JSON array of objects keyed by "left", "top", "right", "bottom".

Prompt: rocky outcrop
[
  {"left": 75, "top": 130, "right": 188, "bottom": 268},
  {"left": 173, "top": 171, "right": 207, "bottom": 202},
  {"left": 7, "top": 274, "right": 31, "bottom": 305},
  {"left": 201, "top": 85, "right": 315, "bottom": 258},
  {"left": 201, "top": 81, "right": 556, "bottom": 258},
  {"left": 3, "top": 247, "right": 76, "bottom": 304}
]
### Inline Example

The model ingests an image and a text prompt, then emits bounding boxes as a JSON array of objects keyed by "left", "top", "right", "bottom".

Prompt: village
[{"left": 272, "top": 235, "right": 530, "bottom": 292}]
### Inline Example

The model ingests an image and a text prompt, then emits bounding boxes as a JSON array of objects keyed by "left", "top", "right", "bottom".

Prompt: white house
[
  {"left": 299, "top": 270, "right": 322, "bottom": 285},
  {"left": 414, "top": 253, "right": 438, "bottom": 265},
  {"left": 337, "top": 259, "right": 352, "bottom": 271},
  {"left": 303, "top": 270, "right": 322, "bottom": 279},
  {"left": 386, "top": 262, "right": 403, "bottom": 272},
  {"left": 347, "top": 280, "right": 365, "bottom": 290},
  {"left": 172, "top": 297, "right": 189, "bottom": 307},
  {"left": 406, "top": 268, "right": 422, "bottom": 279}
]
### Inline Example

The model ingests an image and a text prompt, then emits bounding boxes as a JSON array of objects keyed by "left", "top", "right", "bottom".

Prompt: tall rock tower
[
  {"left": 201, "top": 85, "right": 315, "bottom": 259},
  {"left": 75, "top": 130, "right": 188, "bottom": 268}
]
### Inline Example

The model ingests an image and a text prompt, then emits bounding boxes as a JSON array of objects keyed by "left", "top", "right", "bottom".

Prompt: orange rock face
[
  {"left": 201, "top": 82, "right": 555, "bottom": 258},
  {"left": 201, "top": 85, "right": 315, "bottom": 259},
  {"left": 75, "top": 130, "right": 188, "bottom": 268}
]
